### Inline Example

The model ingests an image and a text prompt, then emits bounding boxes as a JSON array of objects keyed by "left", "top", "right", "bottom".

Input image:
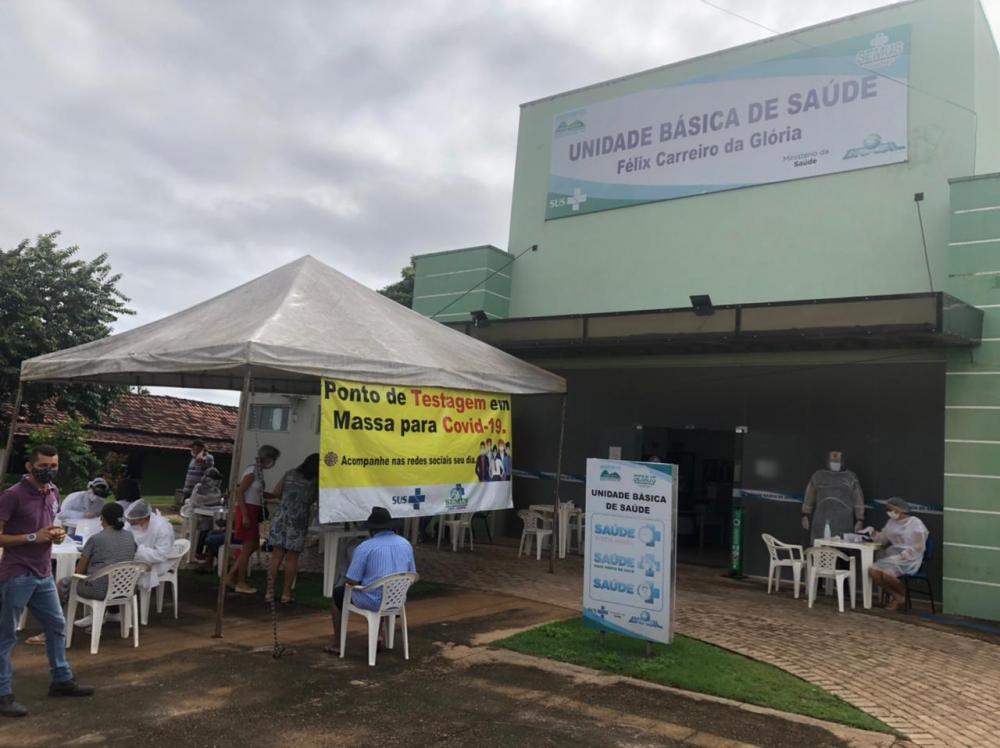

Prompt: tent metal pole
[
  {"left": 213, "top": 371, "right": 253, "bottom": 638},
  {"left": 1, "top": 380, "right": 24, "bottom": 480},
  {"left": 549, "top": 394, "right": 567, "bottom": 574}
]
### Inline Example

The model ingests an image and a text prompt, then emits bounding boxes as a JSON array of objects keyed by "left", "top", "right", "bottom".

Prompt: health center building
[{"left": 411, "top": 0, "right": 1000, "bottom": 621}]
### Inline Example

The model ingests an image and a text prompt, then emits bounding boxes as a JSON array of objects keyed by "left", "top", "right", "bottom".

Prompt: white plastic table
[
  {"left": 529, "top": 503, "right": 582, "bottom": 559},
  {"left": 51, "top": 538, "right": 83, "bottom": 583},
  {"left": 311, "top": 524, "right": 369, "bottom": 597},
  {"left": 814, "top": 538, "right": 882, "bottom": 609}
]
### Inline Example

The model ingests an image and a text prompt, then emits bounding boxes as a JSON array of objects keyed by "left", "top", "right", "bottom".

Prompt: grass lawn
[
  {"left": 179, "top": 568, "right": 449, "bottom": 611},
  {"left": 497, "top": 618, "right": 894, "bottom": 735}
]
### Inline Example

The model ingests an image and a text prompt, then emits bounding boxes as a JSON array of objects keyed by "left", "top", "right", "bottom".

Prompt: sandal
[
  {"left": 232, "top": 585, "right": 257, "bottom": 595},
  {"left": 26, "top": 633, "right": 46, "bottom": 645},
  {"left": 323, "top": 644, "right": 340, "bottom": 655}
]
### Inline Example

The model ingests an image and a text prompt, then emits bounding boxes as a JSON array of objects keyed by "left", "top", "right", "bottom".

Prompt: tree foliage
[
  {"left": 25, "top": 418, "right": 101, "bottom": 495},
  {"left": 377, "top": 257, "right": 415, "bottom": 308},
  {"left": 0, "top": 232, "right": 134, "bottom": 432}
]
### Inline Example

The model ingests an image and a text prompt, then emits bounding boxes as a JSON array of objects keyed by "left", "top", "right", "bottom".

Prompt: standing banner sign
[
  {"left": 318, "top": 378, "right": 513, "bottom": 523},
  {"left": 583, "top": 459, "right": 677, "bottom": 644}
]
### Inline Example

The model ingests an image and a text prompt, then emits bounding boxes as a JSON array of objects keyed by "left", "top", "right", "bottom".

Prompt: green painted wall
[
  {"left": 506, "top": 0, "right": 991, "bottom": 318},
  {"left": 944, "top": 172, "right": 1000, "bottom": 621},
  {"left": 412, "top": 245, "right": 511, "bottom": 322}
]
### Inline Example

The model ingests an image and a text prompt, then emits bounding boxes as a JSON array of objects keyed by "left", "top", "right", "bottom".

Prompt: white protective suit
[
  {"left": 871, "top": 516, "right": 929, "bottom": 577},
  {"left": 127, "top": 512, "right": 176, "bottom": 589},
  {"left": 58, "top": 489, "right": 107, "bottom": 521}
]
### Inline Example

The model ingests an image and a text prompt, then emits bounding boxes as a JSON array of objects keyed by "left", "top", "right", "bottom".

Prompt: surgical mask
[
  {"left": 828, "top": 461, "right": 842, "bottom": 472},
  {"left": 31, "top": 467, "right": 58, "bottom": 484},
  {"left": 887, "top": 510, "right": 900, "bottom": 520}
]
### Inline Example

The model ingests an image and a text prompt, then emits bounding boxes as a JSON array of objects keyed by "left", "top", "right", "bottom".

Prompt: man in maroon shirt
[{"left": 0, "top": 444, "right": 94, "bottom": 718}]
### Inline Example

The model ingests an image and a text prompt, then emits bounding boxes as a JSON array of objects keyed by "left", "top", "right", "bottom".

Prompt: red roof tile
[{"left": 9, "top": 394, "right": 237, "bottom": 454}]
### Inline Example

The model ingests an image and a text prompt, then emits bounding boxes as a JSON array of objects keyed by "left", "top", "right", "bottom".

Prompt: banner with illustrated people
[{"left": 318, "top": 377, "right": 514, "bottom": 523}]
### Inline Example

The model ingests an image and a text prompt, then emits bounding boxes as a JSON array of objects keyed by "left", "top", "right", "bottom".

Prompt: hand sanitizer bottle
[{"left": 823, "top": 520, "right": 832, "bottom": 540}]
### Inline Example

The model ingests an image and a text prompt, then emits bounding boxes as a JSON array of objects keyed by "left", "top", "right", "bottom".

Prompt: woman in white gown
[{"left": 864, "top": 497, "right": 929, "bottom": 611}]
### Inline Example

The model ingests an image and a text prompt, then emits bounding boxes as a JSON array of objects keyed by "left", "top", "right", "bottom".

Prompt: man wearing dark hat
[{"left": 324, "top": 507, "right": 416, "bottom": 655}]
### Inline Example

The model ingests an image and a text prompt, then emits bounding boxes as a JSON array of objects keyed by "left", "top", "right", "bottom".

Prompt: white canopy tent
[
  {"left": 18, "top": 255, "right": 565, "bottom": 395},
  {"left": 6, "top": 255, "right": 567, "bottom": 637}
]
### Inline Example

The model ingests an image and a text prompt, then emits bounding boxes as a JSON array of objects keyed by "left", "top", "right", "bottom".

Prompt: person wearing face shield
[
  {"left": 225, "top": 445, "right": 280, "bottom": 595},
  {"left": 862, "top": 497, "right": 929, "bottom": 611},
  {"left": 57, "top": 477, "right": 111, "bottom": 521},
  {"left": 801, "top": 450, "right": 865, "bottom": 544}
]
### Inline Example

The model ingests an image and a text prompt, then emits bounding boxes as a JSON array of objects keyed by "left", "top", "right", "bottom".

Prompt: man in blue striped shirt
[{"left": 326, "top": 507, "right": 416, "bottom": 654}]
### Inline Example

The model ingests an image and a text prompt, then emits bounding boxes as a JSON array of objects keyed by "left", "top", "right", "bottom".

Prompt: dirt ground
[{"left": 1, "top": 584, "right": 902, "bottom": 748}]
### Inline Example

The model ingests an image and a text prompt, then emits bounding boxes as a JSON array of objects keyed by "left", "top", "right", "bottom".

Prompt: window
[{"left": 249, "top": 404, "right": 291, "bottom": 432}]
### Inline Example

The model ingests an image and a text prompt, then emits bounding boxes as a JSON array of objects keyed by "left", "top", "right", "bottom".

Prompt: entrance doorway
[{"left": 642, "top": 427, "right": 736, "bottom": 568}]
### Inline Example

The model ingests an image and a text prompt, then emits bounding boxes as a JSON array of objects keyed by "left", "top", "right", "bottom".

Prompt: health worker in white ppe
[
  {"left": 863, "top": 496, "right": 929, "bottom": 612},
  {"left": 801, "top": 450, "right": 865, "bottom": 544},
  {"left": 58, "top": 478, "right": 111, "bottom": 521},
  {"left": 124, "top": 499, "right": 175, "bottom": 591}
]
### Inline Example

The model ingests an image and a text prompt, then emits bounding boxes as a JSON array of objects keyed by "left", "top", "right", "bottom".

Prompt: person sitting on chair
[
  {"left": 57, "top": 478, "right": 111, "bottom": 521},
  {"left": 324, "top": 507, "right": 415, "bottom": 655},
  {"left": 58, "top": 503, "right": 137, "bottom": 628},
  {"left": 863, "top": 497, "right": 929, "bottom": 612}
]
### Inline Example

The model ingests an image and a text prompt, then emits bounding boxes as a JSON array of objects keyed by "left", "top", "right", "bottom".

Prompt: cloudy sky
[{"left": 2, "top": 0, "right": 998, "bottom": 404}]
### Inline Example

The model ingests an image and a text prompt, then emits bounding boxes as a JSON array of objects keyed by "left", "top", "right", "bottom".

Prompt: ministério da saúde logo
[{"left": 843, "top": 133, "right": 905, "bottom": 159}]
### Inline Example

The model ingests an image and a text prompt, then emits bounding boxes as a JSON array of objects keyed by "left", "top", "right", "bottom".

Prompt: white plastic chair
[
  {"left": 155, "top": 538, "right": 191, "bottom": 619},
  {"left": 339, "top": 572, "right": 418, "bottom": 667},
  {"left": 517, "top": 510, "right": 553, "bottom": 560},
  {"left": 439, "top": 514, "right": 473, "bottom": 552},
  {"left": 805, "top": 547, "right": 856, "bottom": 613},
  {"left": 567, "top": 509, "right": 585, "bottom": 554},
  {"left": 66, "top": 561, "right": 150, "bottom": 654},
  {"left": 761, "top": 533, "right": 805, "bottom": 599}
]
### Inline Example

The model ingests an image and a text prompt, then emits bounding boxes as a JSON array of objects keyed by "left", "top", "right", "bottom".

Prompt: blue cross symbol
[
  {"left": 407, "top": 488, "right": 425, "bottom": 510},
  {"left": 596, "top": 606, "right": 608, "bottom": 619}
]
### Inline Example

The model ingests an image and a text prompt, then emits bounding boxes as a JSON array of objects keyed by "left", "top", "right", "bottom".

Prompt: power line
[
  {"left": 428, "top": 244, "right": 538, "bottom": 321},
  {"left": 698, "top": 0, "right": 979, "bottom": 118}
]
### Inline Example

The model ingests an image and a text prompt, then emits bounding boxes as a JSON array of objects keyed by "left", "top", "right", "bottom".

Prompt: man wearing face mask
[
  {"left": 801, "top": 450, "right": 865, "bottom": 544},
  {"left": 0, "top": 445, "right": 94, "bottom": 718},
  {"left": 863, "top": 497, "right": 929, "bottom": 611}
]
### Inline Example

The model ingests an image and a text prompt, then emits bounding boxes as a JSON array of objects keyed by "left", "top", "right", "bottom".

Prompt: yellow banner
[{"left": 318, "top": 378, "right": 513, "bottom": 522}]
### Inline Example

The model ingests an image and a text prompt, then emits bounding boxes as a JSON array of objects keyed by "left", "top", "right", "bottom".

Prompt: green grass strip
[{"left": 497, "top": 618, "right": 895, "bottom": 734}]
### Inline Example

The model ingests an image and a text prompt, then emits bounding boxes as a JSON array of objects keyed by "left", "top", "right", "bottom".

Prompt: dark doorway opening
[{"left": 642, "top": 427, "right": 735, "bottom": 568}]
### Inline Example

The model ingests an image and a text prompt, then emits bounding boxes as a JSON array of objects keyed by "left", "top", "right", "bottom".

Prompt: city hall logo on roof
[
  {"left": 554, "top": 109, "right": 586, "bottom": 138},
  {"left": 855, "top": 31, "right": 905, "bottom": 70},
  {"left": 599, "top": 466, "right": 622, "bottom": 482},
  {"left": 842, "top": 133, "right": 905, "bottom": 160}
]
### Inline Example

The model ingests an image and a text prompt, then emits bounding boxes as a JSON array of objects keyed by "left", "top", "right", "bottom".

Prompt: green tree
[
  {"left": 0, "top": 232, "right": 134, "bottom": 435},
  {"left": 378, "top": 258, "right": 415, "bottom": 308},
  {"left": 25, "top": 418, "right": 101, "bottom": 495}
]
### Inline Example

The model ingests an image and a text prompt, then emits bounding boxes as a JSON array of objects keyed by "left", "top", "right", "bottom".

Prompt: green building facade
[{"left": 413, "top": 0, "right": 1000, "bottom": 620}]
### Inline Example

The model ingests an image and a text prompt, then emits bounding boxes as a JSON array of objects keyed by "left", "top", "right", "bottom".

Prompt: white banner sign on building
[
  {"left": 547, "top": 25, "right": 910, "bottom": 219},
  {"left": 583, "top": 458, "right": 677, "bottom": 645}
]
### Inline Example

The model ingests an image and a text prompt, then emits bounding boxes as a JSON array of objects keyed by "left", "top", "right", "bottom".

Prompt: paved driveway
[
  {"left": 3, "top": 584, "right": 882, "bottom": 747},
  {"left": 415, "top": 544, "right": 1000, "bottom": 748}
]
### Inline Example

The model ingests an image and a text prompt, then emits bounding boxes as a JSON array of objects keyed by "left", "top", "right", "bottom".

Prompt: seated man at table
[
  {"left": 58, "top": 503, "right": 137, "bottom": 628},
  {"left": 863, "top": 497, "right": 929, "bottom": 612},
  {"left": 324, "top": 507, "right": 416, "bottom": 655}
]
